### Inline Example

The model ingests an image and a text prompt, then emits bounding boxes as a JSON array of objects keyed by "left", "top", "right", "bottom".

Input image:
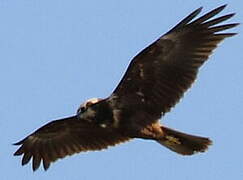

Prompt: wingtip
[
  {"left": 231, "top": 12, "right": 236, "bottom": 17},
  {"left": 225, "top": 13, "right": 236, "bottom": 19},
  {"left": 198, "top": 6, "right": 203, "bottom": 12},
  {"left": 44, "top": 165, "right": 50, "bottom": 171},
  {"left": 217, "top": 4, "right": 227, "bottom": 11},
  {"left": 213, "top": 4, "right": 227, "bottom": 15},
  {"left": 207, "top": 4, "right": 228, "bottom": 16},
  {"left": 195, "top": 4, "right": 227, "bottom": 14},
  {"left": 13, "top": 137, "right": 27, "bottom": 145},
  {"left": 194, "top": 6, "right": 203, "bottom": 16},
  {"left": 33, "top": 164, "right": 39, "bottom": 172},
  {"left": 13, "top": 145, "right": 24, "bottom": 156},
  {"left": 13, "top": 141, "right": 22, "bottom": 146}
]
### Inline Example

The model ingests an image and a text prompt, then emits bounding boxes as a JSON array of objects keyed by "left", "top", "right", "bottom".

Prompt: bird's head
[{"left": 77, "top": 98, "right": 103, "bottom": 114}]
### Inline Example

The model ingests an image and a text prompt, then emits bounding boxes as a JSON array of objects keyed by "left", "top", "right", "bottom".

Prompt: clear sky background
[{"left": 0, "top": 0, "right": 242, "bottom": 179}]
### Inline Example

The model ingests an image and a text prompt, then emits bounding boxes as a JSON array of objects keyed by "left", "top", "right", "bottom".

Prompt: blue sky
[{"left": 1, "top": 0, "right": 242, "bottom": 179}]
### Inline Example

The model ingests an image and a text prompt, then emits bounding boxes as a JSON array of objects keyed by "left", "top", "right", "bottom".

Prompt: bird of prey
[{"left": 14, "top": 5, "right": 238, "bottom": 171}]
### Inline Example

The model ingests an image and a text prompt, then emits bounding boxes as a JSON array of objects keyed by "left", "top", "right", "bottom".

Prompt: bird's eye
[
  {"left": 77, "top": 107, "right": 86, "bottom": 114},
  {"left": 80, "top": 107, "right": 86, "bottom": 112}
]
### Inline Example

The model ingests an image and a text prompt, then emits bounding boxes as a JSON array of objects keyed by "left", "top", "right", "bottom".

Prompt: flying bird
[{"left": 14, "top": 5, "right": 238, "bottom": 171}]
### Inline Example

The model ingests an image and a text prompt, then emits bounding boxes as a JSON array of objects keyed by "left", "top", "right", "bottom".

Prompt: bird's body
[{"left": 14, "top": 5, "right": 238, "bottom": 171}]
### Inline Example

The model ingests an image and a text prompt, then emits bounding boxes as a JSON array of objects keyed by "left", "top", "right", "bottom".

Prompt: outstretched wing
[
  {"left": 14, "top": 116, "right": 130, "bottom": 171},
  {"left": 112, "top": 5, "right": 238, "bottom": 124}
]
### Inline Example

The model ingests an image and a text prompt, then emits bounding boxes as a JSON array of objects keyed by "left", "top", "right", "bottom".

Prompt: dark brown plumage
[
  {"left": 14, "top": 116, "right": 130, "bottom": 171},
  {"left": 14, "top": 5, "right": 238, "bottom": 171}
]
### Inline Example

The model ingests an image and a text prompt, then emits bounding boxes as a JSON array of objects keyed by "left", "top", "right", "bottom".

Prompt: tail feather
[{"left": 158, "top": 126, "right": 212, "bottom": 155}]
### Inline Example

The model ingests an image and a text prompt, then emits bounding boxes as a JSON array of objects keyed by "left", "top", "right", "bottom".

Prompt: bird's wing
[
  {"left": 14, "top": 116, "right": 130, "bottom": 171},
  {"left": 111, "top": 5, "right": 238, "bottom": 123}
]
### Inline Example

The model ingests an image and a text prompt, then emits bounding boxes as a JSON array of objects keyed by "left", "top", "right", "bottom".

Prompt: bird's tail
[{"left": 157, "top": 126, "right": 212, "bottom": 155}]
